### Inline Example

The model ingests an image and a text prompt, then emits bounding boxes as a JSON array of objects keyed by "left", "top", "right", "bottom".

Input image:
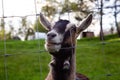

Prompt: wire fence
[
  {"left": 0, "top": 39, "right": 120, "bottom": 80},
  {"left": 0, "top": 0, "right": 120, "bottom": 80}
]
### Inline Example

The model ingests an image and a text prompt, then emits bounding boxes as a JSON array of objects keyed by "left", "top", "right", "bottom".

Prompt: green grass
[{"left": 0, "top": 34, "right": 120, "bottom": 80}]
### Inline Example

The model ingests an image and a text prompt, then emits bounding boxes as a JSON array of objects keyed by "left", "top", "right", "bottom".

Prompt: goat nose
[{"left": 47, "top": 33, "right": 57, "bottom": 39}]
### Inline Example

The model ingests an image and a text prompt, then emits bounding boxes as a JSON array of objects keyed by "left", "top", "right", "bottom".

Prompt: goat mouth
[
  {"left": 46, "top": 41, "right": 61, "bottom": 46},
  {"left": 45, "top": 41, "right": 62, "bottom": 52}
]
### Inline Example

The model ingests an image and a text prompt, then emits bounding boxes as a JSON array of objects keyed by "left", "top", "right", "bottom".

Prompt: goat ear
[
  {"left": 76, "top": 13, "right": 92, "bottom": 38},
  {"left": 39, "top": 13, "right": 51, "bottom": 31}
]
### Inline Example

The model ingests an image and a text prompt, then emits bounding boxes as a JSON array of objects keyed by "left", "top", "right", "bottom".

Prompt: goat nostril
[
  {"left": 47, "top": 33, "right": 56, "bottom": 39},
  {"left": 52, "top": 34, "right": 56, "bottom": 37}
]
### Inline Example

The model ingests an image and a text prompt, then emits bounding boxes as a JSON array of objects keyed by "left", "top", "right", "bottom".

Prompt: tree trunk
[
  {"left": 114, "top": 0, "right": 120, "bottom": 37},
  {"left": 100, "top": 0, "right": 104, "bottom": 41}
]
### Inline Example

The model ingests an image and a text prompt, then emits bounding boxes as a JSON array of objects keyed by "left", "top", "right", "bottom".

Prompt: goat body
[
  {"left": 46, "top": 45, "right": 76, "bottom": 80},
  {"left": 39, "top": 13, "right": 92, "bottom": 80}
]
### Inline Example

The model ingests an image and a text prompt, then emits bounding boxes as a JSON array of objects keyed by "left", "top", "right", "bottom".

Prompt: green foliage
[
  {"left": 40, "top": 0, "right": 94, "bottom": 21},
  {"left": 21, "top": 17, "right": 27, "bottom": 27},
  {"left": 0, "top": 18, "right": 5, "bottom": 29},
  {"left": 0, "top": 34, "right": 120, "bottom": 80},
  {"left": 70, "top": 3, "right": 79, "bottom": 11},
  {"left": 0, "top": 30, "right": 4, "bottom": 40},
  {"left": 61, "top": 1, "right": 79, "bottom": 14},
  {"left": 42, "top": 5, "right": 56, "bottom": 18},
  {"left": 34, "top": 18, "right": 47, "bottom": 32},
  {"left": 0, "top": 30, "right": 11, "bottom": 40}
]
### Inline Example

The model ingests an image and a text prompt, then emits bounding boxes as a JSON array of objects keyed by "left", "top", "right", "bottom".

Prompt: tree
[
  {"left": 41, "top": 0, "right": 57, "bottom": 21},
  {"left": 19, "top": 17, "right": 34, "bottom": 40},
  {"left": 114, "top": 0, "right": 120, "bottom": 37},
  {"left": 99, "top": 0, "right": 104, "bottom": 41},
  {"left": 21, "top": 17, "right": 27, "bottom": 27},
  {"left": 110, "top": 26, "right": 114, "bottom": 34},
  {"left": 40, "top": 0, "right": 92, "bottom": 21},
  {"left": 76, "top": 0, "right": 94, "bottom": 19},
  {"left": 0, "top": 18, "right": 4, "bottom": 30},
  {"left": 98, "top": 0, "right": 120, "bottom": 37},
  {"left": 0, "top": 18, "right": 5, "bottom": 40},
  {"left": 8, "top": 20, "right": 14, "bottom": 39},
  {"left": 42, "top": 5, "right": 56, "bottom": 19}
]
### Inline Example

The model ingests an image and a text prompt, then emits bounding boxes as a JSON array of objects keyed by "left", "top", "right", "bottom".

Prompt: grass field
[{"left": 0, "top": 34, "right": 120, "bottom": 80}]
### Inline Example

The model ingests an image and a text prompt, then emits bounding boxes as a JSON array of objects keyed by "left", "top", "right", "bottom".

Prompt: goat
[{"left": 39, "top": 13, "right": 92, "bottom": 80}]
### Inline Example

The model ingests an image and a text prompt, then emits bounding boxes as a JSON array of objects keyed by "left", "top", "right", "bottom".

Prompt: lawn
[{"left": 0, "top": 34, "right": 120, "bottom": 80}]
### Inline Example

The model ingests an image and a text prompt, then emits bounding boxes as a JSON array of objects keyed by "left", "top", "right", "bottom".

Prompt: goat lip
[{"left": 46, "top": 42, "right": 61, "bottom": 46}]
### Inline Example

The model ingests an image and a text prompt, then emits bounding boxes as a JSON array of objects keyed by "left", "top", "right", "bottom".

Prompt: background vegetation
[
  {"left": 0, "top": 34, "right": 120, "bottom": 80},
  {"left": 1, "top": 0, "right": 120, "bottom": 40},
  {"left": 0, "top": 0, "right": 120, "bottom": 80}
]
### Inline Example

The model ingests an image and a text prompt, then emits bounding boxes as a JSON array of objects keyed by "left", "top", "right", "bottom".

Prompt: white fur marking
[
  {"left": 45, "top": 30, "right": 64, "bottom": 52},
  {"left": 45, "top": 43, "right": 61, "bottom": 52},
  {"left": 47, "top": 30, "right": 63, "bottom": 43},
  {"left": 65, "top": 23, "right": 75, "bottom": 31}
]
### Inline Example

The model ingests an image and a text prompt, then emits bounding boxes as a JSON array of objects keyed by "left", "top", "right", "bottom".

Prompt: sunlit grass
[
  {"left": 108, "top": 38, "right": 120, "bottom": 42},
  {"left": 0, "top": 34, "right": 120, "bottom": 80}
]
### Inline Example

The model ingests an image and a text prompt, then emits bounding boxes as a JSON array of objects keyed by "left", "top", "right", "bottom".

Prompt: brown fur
[
  {"left": 39, "top": 13, "right": 92, "bottom": 80},
  {"left": 45, "top": 24, "right": 89, "bottom": 80},
  {"left": 76, "top": 73, "right": 89, "bottom": 80}
]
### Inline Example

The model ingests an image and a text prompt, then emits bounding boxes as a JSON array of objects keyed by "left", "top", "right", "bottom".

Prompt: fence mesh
[{"left": 0, "top": 0, "right": 120, "bottom": 80}]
